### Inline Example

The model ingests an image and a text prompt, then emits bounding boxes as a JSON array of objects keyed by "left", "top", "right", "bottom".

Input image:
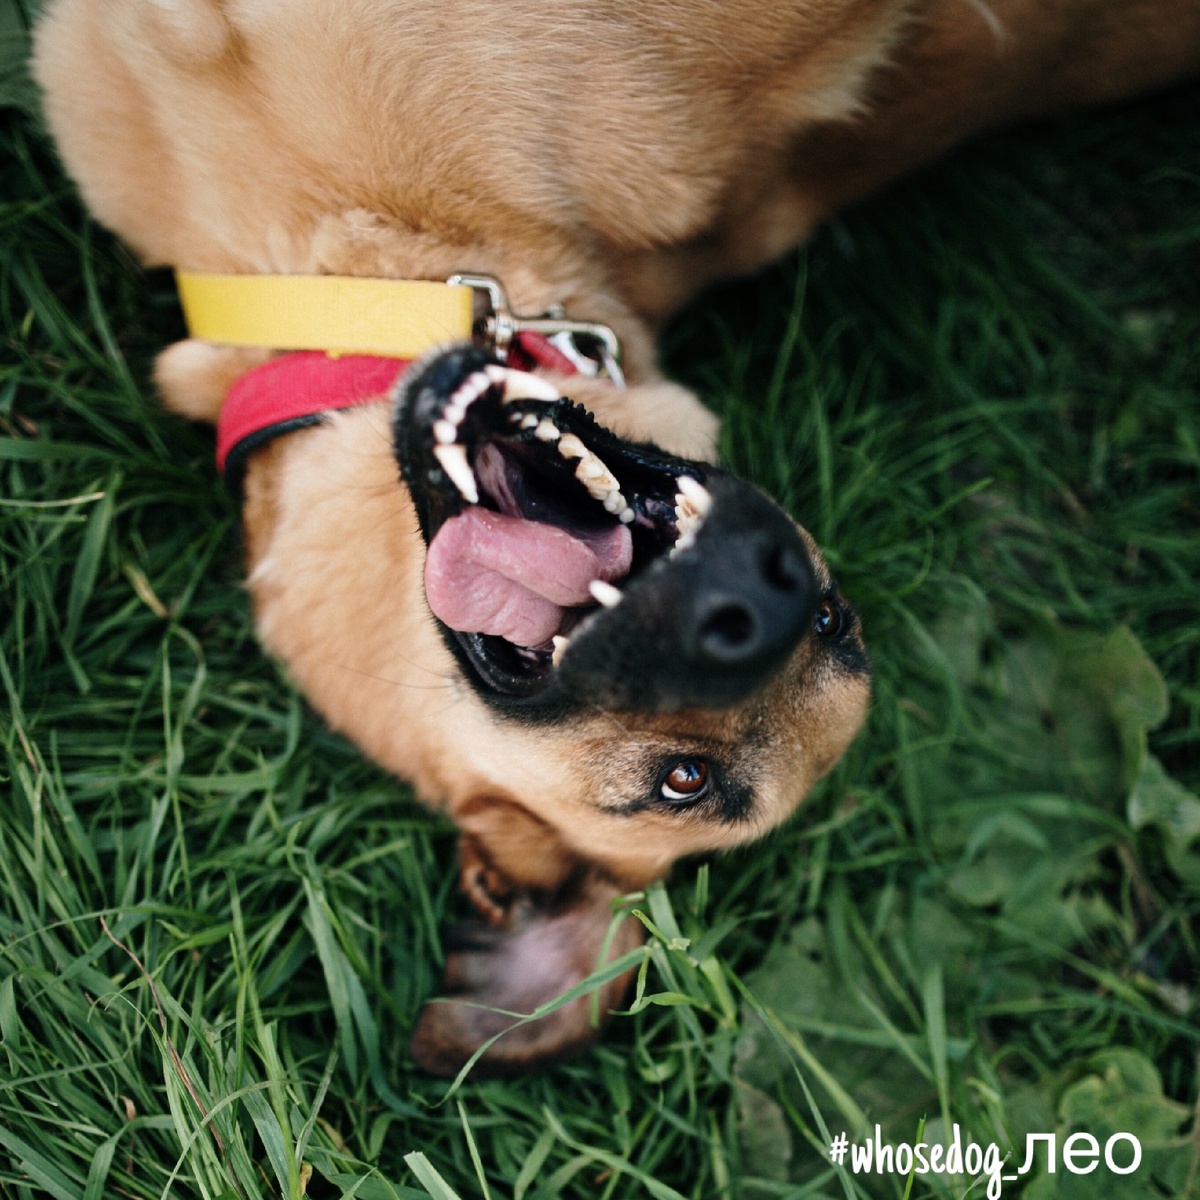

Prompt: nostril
[
  {"left": 760, "top": 542, "right": 808, "bottom": 594},
  {"left": 698, "top": 602, "right": 760, "bottom": 661}
]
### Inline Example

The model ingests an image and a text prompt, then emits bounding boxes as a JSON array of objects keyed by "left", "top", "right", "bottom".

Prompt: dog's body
[{"left": 34, "top": 0, "right": 1200, "bottom": 1074}]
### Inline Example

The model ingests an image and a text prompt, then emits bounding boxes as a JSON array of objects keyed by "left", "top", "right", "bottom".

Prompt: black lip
[
  {"left": 395, "top": 344, "right": 702, "bottom": 549},
  {"left": 393, "top": 345, "right": 820, "bottom": 716}
]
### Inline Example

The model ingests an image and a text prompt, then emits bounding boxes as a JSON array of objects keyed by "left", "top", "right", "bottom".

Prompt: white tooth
[
  {"left": 602, "top": 491, "right": 626, "bottom": 514},
  {"left": 484, "top": 364, "right": 508, "bottom": 385},
  {"left": 453, "top": 370, "right": 491, "bottom": 408},
  {"left": 676, "top": 474, "right": 712, "bottom": 515},
  {"left": 568, "top": 446, "right": 624, "bottom": 504},
  {"left": 443, "top": 402, "right": 466, "bottom": 425},
  {"left": 675, "top": 494, "right": 699, "bottom": 520},
  {"left": 433, "top": 444, "right": 479, "bottom": 503},
  {"left": 585, "top": 476, "right": 618, "bottom": 499},
  {"left": 494, "top": 368, "right": 562, "bottom": 403},
  {"left": 551, "top": 635, "right": 570, "bottom": 667},
  {"left": 671, "top": 529, "right": 697, "bottom": 556},
  {"left": 588, "top": 579, "right": 623, "bottom": 609},
  {"left": 671, "top": 505, "right": 704, "bottom": 556},
  {"left": 618, "top": 507, "right": 635, "bottom": 524},
  {"left": 576, "top": 457, "right": 606, "bottom": 482},
  {"left": 521, "top": 413, "right": 540, "bottom": 429},
  {"left": 557, "top": 433, "right": 586, "bottom": 459},
  {"left": 672, "top": 475, "right": 711, "bottom": 557},
  {"left": 433, "top": 419, "right": 458, "bottom": 445},
  {"left": 535, "top": 420, "right": 561, "bottom": 442}
]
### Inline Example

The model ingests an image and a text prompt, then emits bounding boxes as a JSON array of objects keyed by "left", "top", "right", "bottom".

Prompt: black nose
[
  {"left": 554, "top": 476, "right": 820, "bottom": 712},
  {"left": 677, "top": 500, "right": 817, "bottom": 696},
  {"left": 692, "top": 534, "right": 814, "bottom": 663}
]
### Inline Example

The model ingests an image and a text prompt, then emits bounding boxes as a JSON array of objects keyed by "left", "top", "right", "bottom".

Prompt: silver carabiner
[{"left": 447, "top": 273, "right": 625, "bottom": 387}]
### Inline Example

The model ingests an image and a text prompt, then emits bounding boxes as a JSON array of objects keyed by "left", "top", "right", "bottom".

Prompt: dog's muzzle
[{"left": 395, "top": 345, "right": 820, "bottom": 715}]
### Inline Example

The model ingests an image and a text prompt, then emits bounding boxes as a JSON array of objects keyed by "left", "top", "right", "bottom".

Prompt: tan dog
[{"left": 34, "top": 0, "right": 1200, "bottom": 1075}]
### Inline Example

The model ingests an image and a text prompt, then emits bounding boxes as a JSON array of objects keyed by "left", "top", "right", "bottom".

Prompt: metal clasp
[{"left": 447, "top": 273, "right": 625, "bottom": 387}]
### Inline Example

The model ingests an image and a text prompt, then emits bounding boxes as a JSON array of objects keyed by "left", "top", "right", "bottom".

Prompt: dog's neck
[{"left": 174, "top": 269, "right": 625, "bottom": 480}]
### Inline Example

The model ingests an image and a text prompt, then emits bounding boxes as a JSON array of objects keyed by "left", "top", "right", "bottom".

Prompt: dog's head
[{"left": 393, "top": 347, "right": 869, "bottom": 1074}]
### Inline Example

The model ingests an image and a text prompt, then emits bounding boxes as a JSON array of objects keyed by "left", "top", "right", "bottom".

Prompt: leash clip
[{"left": 447, "top": 273, "right": 625, "bottom": 387}]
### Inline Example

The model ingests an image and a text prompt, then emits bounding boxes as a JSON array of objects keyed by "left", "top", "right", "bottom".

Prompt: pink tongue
[{"left": 424, "top": 507, "right": 633, "bottom": 647}]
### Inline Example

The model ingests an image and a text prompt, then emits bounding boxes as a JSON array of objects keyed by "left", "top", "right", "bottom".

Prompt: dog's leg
[
  {"left": 412, "top": 798, "right": 647, "bottom": 1077},
  {"left": 789, "top": 0, "right": 1200, "bottom": 224},
  {"left": 614, "top": 0, "right": 1200, "bottom": 320}
]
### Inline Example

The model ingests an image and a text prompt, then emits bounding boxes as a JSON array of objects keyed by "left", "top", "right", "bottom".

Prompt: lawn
[{"left": 1, "top": 3, "right": 1198, "bottom": 1197}]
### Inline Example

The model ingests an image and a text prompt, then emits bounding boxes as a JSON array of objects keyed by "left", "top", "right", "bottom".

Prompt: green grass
[{"left": 2, "top": 3, "right": 1199, "bottom": 1195}]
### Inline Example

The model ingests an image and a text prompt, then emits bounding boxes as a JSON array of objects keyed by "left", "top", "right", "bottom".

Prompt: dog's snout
[
  {"left": 552, "top": 476, "right": 823, "bottom": 712},
  {"left": 698, "top": 597, "right": 761, "bottom": 662},
  {"left": 685, "top": 525, "right": 817, "bottom": 677}
]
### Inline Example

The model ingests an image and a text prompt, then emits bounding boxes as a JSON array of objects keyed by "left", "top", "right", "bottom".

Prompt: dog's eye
[
  {"left": 814, "top": 597, "right": 843, "bottom": 638},
  {"left": 659, "top": 759, "right": 710, "bottom": 804}
]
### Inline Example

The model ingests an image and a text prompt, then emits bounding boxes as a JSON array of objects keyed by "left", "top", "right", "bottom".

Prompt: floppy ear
[{"left": 410, "top": 799, "right": 645, "bottom": 1077}]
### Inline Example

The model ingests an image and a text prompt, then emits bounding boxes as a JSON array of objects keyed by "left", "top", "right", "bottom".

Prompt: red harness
[{"left": 217, "top": 331, "right": 581, "bottom": 480}]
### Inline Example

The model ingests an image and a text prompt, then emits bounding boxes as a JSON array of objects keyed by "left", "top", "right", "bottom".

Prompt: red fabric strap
[
  {"left": 216, "top": 352, "right": 409, "bottom": 474},
  {"left": 215, "top": 333, "right": 577, "bottom": 476}
]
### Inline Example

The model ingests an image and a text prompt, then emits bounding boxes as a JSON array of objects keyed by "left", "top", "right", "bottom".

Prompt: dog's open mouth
[{"left": 394, "top": 347, "right": 718, "bottom": 701}]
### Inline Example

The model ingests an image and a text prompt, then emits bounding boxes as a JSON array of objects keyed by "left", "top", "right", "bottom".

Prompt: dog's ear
[{"left": 410, "top": 798, "right": 645, "bottom": 1077}]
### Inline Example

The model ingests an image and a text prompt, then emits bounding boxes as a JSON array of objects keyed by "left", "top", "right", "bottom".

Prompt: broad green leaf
[{"left": 1128, "top": 754, "right": 1200, "bottom": 886}]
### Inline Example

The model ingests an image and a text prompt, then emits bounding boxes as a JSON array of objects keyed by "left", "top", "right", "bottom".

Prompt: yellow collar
[{"left": 174, "top": 270, "right": 475, "bottom": 358}]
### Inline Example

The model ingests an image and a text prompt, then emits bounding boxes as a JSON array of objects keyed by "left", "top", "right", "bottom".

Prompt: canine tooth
[
  {"left": 433, "top": 419, "right": 458, "bottom": 445},
  {"left": 535, "top": 420, "right": 561, "bottom": 441},
  {"left": 557, "top": 433, "right": 586, "bottom": 459},
  {"left": 588, "top": 579, "right": 623, "bottom": 609},
  {"left": 521, "top": 413, "right": 540, "bottom": 429},
  {"left": 676, "top": 475, "right": 712, "bottom": 515},
  {"left": 671, "top": 479, "right": 708, "bottom": 555},
  {"left": 433, "top": 443, "right": 479, "bottom": 503},
  {"left": 494, "top": 368, "right": 563, "bottom": 403},
  {"left": 672, "top": 476, "right": 710, "bottom": 555},
  {"left": 551, "top": 635, "right": 570, "bottom": 667}
]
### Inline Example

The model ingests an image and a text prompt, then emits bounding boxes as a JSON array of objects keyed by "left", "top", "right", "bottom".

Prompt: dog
[{"left": 33, "top": 0, "right": 1200, "bottom": 1076}]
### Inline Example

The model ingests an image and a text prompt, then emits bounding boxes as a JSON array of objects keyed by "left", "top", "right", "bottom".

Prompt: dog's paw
[
  {"left": 155, "top": 339, "right": 272, "bottom": 422},
  {"left": 410, "top": 873, "right": 643, "bottom": 1077}
]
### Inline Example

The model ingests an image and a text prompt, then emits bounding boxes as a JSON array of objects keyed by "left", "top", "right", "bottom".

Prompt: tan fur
[
  {"left": 33, "top": 0, "right": 1200, "bottom": 1073},
  {"left": 236, "top": 408, "right": 866, "bottom": 884}
]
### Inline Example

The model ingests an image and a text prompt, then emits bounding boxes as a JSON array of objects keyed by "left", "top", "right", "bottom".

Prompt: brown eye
[
  {"left": 814, "top": 597, "right": 843, "bottom": 638},
  {"left": 660, "top": 760, "right": 710, "bottom": 804}
]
